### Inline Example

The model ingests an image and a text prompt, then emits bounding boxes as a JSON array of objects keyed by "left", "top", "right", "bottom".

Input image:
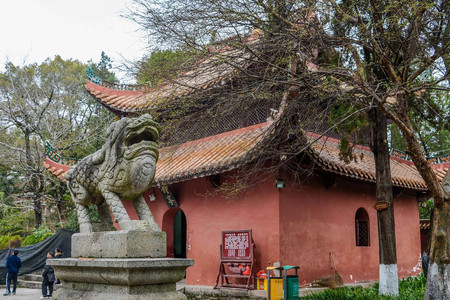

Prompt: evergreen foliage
[
  {"left": 88, "top": 51, "right": 118, "bottom": 83},
  {"left": 0, "top": 209, "right": 34, "bottom": 237},
  {"left": 0, "top": 235, "right": 22, "bottom": 250},
  {"left": 135, "top": 49, "right": 195, "bottom": 85},
  {"left": 21, "top": 225, "right": 54, "bottom": 247}
]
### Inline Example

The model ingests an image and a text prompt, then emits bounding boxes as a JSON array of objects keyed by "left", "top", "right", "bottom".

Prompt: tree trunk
[
  {"left": 57, "top": 182, "right": 65, "bottom": 218},
  {"left": 424, "top": 173, "right": 450, "bottom": 300},
  {"left": 33, "top": 194, "right": 42, "bottom": 228},
  {"left": 369, "top": 108, "right": 399, "bottom": 296},
  {"left": 381, "top": 97, "right": 450, "bottom": 299},
  {"left": 24, "top": 130, "right": 42, "bottom": 228}
]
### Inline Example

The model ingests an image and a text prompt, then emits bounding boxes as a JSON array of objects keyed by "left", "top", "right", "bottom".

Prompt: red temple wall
[
  {"left": 278, "top": 176, "right": 421, "bottom": 284},
  {"left": 394, "top": 194, "right": 422, "bottom": 277},
  {"left": 144, "top": 172, "right": 281, "bottom": 286},
  {"left": 122, "top": 171, "right": 421, "bottom": 286}
]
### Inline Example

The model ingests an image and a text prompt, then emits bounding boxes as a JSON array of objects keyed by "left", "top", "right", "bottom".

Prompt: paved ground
[{"left": 2, "top": 288, "right": 42, "bottom": 299}]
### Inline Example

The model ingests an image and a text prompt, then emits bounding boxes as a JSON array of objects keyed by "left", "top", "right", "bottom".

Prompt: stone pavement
[{"left": 1, "top": 287, "right": 42, "bottom": 300}]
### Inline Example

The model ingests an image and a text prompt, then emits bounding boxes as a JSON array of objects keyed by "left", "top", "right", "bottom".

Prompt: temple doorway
[
  {"left": 162, "top": 208, "right": 187, "bottom": 258},
  {"left": 174, "top": 210, "right": 187, "bottom": 258}
]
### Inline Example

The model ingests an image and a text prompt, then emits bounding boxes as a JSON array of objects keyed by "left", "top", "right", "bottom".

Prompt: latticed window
[{"left": 355, "top": 208, "right": 370, "bottom": 247}]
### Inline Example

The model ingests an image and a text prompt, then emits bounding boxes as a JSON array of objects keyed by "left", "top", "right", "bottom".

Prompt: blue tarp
[{"left": 0, "top": 229, "right": 74, "bottom": 281}]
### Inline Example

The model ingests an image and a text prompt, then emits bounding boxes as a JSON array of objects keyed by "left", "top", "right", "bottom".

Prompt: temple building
[{"left": 44, "top": 31, "right": 449, "bottom": 287}]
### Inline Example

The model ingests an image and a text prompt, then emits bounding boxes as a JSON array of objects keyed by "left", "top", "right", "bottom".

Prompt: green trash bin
[{"left": 283, "top": 266, "right": 300, "bottom": 300}]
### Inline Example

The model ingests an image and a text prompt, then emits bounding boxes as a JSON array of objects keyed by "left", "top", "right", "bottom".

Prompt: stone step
[
  {"left": 18, "top": 280, "right": 61, "bottom": 290},
  {"left": 17, "top": 270, "right": 62, "bottom": 290},
  {"left": 19, "top": 273, "right": 42, "bottom": 282},
  {"left": 17, "top": 280, "right": 41, "bottom": 289}
]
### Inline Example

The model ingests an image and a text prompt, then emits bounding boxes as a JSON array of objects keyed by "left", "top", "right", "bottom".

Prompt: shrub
[
  {"left": 301, "top": 275, "right": 426, "bottom": 300},
  {"left": 302, "top": 286, "right": 379, "bottom": 300},
  {"left": 21, "top": 225, "right": 54, "bottom": 246},
  {"left": 397, "top": 274, "right": 426, "bottom": 300},
  {"left": 21, "top": 232, "right": 53, "bottom": 246},
  {"left": 60, "top": 203, "right": 99, "bottom": 232},
  {"left": 62, "top": 210, "right": 79, "bottom": 232},
  {"left": 0, "top": 235, "right": 22, "bottom": 249},
  {"left": 0, "top": 210, "right": 34, "bottom": 237}
]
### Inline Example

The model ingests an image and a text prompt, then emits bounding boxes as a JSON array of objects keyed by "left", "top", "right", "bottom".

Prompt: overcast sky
[{"left": 0, "top": 0, "right": 148, "bottom": 81}]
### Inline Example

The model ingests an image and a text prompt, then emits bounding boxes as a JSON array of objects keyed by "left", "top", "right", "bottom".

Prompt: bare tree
[{"left": 0, "top": 56, "right": 114, "bottom": 229}]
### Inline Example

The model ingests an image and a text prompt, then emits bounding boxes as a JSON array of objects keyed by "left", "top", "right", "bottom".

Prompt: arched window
[{"left": 355, "top": 208, "right": 370, "bottom": 247}]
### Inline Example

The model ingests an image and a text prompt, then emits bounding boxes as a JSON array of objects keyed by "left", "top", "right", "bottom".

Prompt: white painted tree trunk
[
  {"left": 424, "top": 263, "right": 450, "bottom": 300},
  {"left": 370, "top": 111, "right": 399, "bottom": 297},
  {"left": 379, "top": 264, "right": 399, "bottom": 296}
]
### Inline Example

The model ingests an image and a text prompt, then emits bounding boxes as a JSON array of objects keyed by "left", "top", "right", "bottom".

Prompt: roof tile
[
  {"left": 153, "top": 122, "right": 268, "bottom": 185},
  {"left": 84, "top": 32, "right": 264, "bottom": 115},
  {"left": 305, "top": 132, "right": 435, "bottom": 190},
  {"left": 44, "top": 124, "right": 448, "bottom": 191}
]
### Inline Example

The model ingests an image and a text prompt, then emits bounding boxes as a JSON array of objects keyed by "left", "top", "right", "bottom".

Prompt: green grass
[{"left": 301, "top": 275, "right": 426, "bottom": 300}]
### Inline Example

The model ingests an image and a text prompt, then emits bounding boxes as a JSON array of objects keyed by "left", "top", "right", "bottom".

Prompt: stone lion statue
[{"left": 66, "top": 114, "right": 161, "bottom": 233}]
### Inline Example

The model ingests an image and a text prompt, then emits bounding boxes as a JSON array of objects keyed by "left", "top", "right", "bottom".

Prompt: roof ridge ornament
[
  {"left": 44, "top": 141, "right": 78, "bottom": 165},
  {"left": 86, "top": 66, "right": 103, "bottom": 85},
  {"left": 86, "top": 66, "right": 151, "bottom": 92}
]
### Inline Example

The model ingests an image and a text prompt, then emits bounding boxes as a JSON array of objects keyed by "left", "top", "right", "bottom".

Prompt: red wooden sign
[
  {"left": 222, "top": 230, "right": 252, "bottom": 260},
  {"left": 215, "top": 230, "right": 255, "bottom": 289}
]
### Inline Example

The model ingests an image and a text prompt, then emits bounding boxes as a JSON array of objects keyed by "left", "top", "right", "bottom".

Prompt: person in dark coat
[
  {"left": 53, "top": 248, "right": 63, "bottom": 284},
  {"left": 4, "top": 249, "right": 22, "bottom": 296},
  {"left": 41, "top": 252, "right": 56, "bottom": 299},
  {"left": 54, "top": 248, "right": 63, "bottom": 259}
]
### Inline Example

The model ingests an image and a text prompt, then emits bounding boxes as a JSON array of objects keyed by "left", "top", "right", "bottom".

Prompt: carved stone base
[
  {"left": 71, "top": 230, "right": 167, "bottom": 258},
  {"left": 47, "top": 258, "right": 194, "bottom": 300}
]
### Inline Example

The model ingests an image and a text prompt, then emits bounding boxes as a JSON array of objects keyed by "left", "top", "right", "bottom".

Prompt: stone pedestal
[
  {"left": 48, "top": 258, "right": 194, "bottom": 300},
  {"left": 71, "top": 230, "right": 167, "bottom": 258},
  {"left": 48, "top": 230, "right": 194, "bottom": 299}
]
